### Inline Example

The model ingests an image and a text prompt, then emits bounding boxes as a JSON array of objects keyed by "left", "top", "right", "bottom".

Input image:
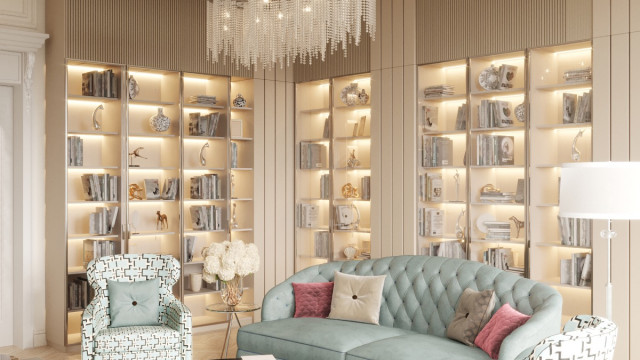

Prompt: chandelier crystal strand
[{"left": 206, "top": 0, "right": 376, "bottom": 69}]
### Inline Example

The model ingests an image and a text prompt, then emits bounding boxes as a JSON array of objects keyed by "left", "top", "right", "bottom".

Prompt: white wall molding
[
  {"left": 0, "top": 0, "right": 37, "bottom": 30},
  {"left": 0, "top": 27, "right": 47, "bottom": 53}
]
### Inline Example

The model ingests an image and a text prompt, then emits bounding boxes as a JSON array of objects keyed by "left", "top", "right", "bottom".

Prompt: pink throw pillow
[
  {"left": 474, "top": 303, "right": 531, "bottom": 359},
  {"left": 293, "top": 282, "right": 334, "bottom": 318}
]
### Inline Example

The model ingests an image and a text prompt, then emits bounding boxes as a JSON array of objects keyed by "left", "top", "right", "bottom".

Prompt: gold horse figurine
[{"left": 156, "top": 211, "right": 168, "bottom": 230}]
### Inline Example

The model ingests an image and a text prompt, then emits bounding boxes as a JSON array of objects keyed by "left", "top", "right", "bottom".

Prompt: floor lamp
[{"left": 558, "top": 162, "right": 640, "bottom": 320}]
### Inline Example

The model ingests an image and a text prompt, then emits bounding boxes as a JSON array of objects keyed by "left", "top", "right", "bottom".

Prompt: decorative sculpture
[
  {"left": 572, "top": 129, "right": 585, "bottom": 161},
  {"left": 92, "top": 104, "right": 104, "bottom": 130},
  {"left": 509, "top": 215, "right": 525, "bottom": 238},
  {"left": 346, "top": 148, "right": 361, "bottom": 169},
  {"left": 455, "top": 210, "right": 466, "bottom": 242},
  {"left": 230, "top": 203, "right": 239, "bottom": 228},
  {"left": 156, "top": 210, "right": 168, "bottom": 230},
  {"left": 481, "top": 184, "right": 501, "bottom": 194},
  {"left": 200, "top": 142, "right": 209, "bottom": 166},
  {"left": 230, "top": 173, "right": 236, "bottom": 199},
  {"left": 341, "top": 183, "right": 360, "bottom": 199},
  {"left": 128, "top": 184, "right": 144, "bottom": 200},
  {"left": 128, "top": 147, "right": 147, "bottom": 167},
  {"left": 453, "top": 170, "right": 461, "bottom": 202}
]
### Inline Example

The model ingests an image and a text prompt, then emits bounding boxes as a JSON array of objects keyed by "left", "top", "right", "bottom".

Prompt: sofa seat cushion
[
  {"left": 345, "top": 334, "right": 492, "bottom": 360},
  {"left": 95, "top": 325, "right": 180, "bottom": 353},
  {"left": 237, "top": 318, "right": 414, "bottom": 360}
]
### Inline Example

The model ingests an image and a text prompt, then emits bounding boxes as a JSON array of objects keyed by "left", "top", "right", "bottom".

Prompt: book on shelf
[
  {"left": 417, "top": 207, "right": 443, "bottom": 237},
  {"left": 480, "top": 191, "right": 515, "bottom": 203},
  {"left": 557, "top": 216, "right": 592, "bottom": 247},
  {"left": 419, "top": 173, "right": 443, "bottom": 202},
  {"left": 314, "top": 231, "right": 331, "bottom": 258},
  {"left": 423, "top": 84, "right": 454, "bottom": 98},
  {"left": 322, "top": 117, "right": 331, "bottom": 138},
  {"left": 483, "top": 221, "right": 512, "bottom": 240},
  {"left": 515, "top": 178, "right": 525, "bottom": 203},
  {"left": 88, "top": 206, "right": 118, "bottom": 235},
  {"left": 476, "top": 134, "right": 514, "bottom": 166},
  {"left": 455, "top": 103, "right": 468, "bottom": 131},
  {"left": 83, "top": 239, "right": 116, "bottom": 267},
  {"left": 560, "top": 252, "right": 592, "bottom": 286},
  {"left": 360, "top": 176, "right": 371, "bottom": 200},
  {"left": 477, "top": 100, "right": 513, "bottom": 128},
  {"left": 161, "top": 178, "right": 179, "bottom": 200},
  {"left": 422, "top": 239, "right": 466, "bottom": 259},
  {"left": 296, "top": 203, "right": 320, "bottom": 228},
  {"left": 300, "top": 143, "right": 327, "bottom": 169},
  {"left": 82, "top": 70, "right": 118, "bottom": 98},
  {"left": 422, "top": 136, "right": 453, "bottom": 167},
  {"left": 80, "top": 174, "right": 119, "bottom": 202},
  {"left": 188, "top": 112, "right": 221, "bottom": 136},
  {"left": 190, "top": 174, "right": 222, "bottom": 200},
  {"left": 320, "top": 174, "right": 330, "bottom": 199},
  {"left": 562, "top": 91, "right": 592, "bottom": 124},
  {"left": 230, "top": 142, "right": 238, "bottom": 168},
  {"left": 357, "top": 115, "right": 367, "bottom": 136},
  {"left": 68, "top": 277, "right": 92, "bottom": 311},
  {"left": 483, "top": 247, "right": 521, "bottom": 274},
  {"left": 563, "top": 67, "right": 592, "bottom": 82},
  {"left": 422, "top": 105, "right": 438, "bottom": 131},
  {"left": 189, "top": 205, "right": 224, "bottom": 231},
  {"left": 68, "top": 136, "right": 83, "bottom": 166},
  {"left": 188, "top": 95, "right": 217, "bottom": 105}
]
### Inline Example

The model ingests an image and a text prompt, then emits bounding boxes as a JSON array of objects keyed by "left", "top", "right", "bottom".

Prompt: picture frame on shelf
[
  {"left": 422, "top": 105, "right": 438, "bottom": 131},
  {"left": 144, "top": 179, "right": 161, "bottom": 200},
  {"left": 230, "top": 119, "right": 243, "bottom": 138},
  {"left": 357, "top": 116, "right": 367, "bottom": 136}
]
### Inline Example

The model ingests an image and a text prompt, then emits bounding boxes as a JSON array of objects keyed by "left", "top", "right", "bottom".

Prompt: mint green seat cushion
[
  {"left": 237, "top": 318, "right": 413, "bottom": 360},
  {"left": 345, "top": 334, "right": 491, "bottom": 360},
  {"left": 108, "top": 278, "right": 160, "bottom": 327}
]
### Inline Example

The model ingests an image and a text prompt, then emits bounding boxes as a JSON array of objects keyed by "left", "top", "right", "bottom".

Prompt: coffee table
[{"left": 206, "top": 303, "right": 261, "bottom": 358}]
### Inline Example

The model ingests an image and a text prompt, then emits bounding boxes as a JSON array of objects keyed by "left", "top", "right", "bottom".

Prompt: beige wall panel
[
  {"left": 381, "top": 68, "right": 394, "bottom": 257},
  {"left": 593, "top": 0, "right": 612, "bottom": 37},
  {"left": 630, "top": 31, "right": 640, "bottom": 358},
  {"left": 403, "top": 65, "right": 417, "bottom": 255},
  {"left": 611, "top": 0, "right": 630, "bottom": 35},
  {"left": 610, "top": 34, "right": 630, "bottom": 161},
  {"left": 285, "top": 81, "right": 295, "bottom": 278},
  {"left": 292, "top": 38, "right": 372, "bottom": 83},
  {"left": 566, "top": 0, "right": 593, "bottom": 42},
  {"left": 252, "top": 78, "right": 266, "bottom": 319},
  {"left": 370, "top": 70, "right": 382, "bottom": 259},
  {"left": 265, "top": 68, "right": 276, "bottom": 82},
  {"left": 263, "top": 79, "right": 277, "bottom": 292},
  {"left": 371, "top": 0, "right": 382, "bottom": 71},
  {"left": 392, "top": 0, "right": 404, "bottom": 67},
  {"left": 632, "top": 0, "right": 640, "bottom": 32},
  {"left": 403, "top": 0, "right": 417, "bottom": 66},
  {"left": 381, "top": 0, "right": 393, "bottom": 69},
  {"left": 392, "top": 66, "right": 404, "bottom": 255},
  {"left": 275, "top": 81, "right": 287, "bottom": 284}
]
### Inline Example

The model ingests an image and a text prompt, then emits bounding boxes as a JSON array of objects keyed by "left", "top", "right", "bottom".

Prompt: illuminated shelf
[
  {"left": 470, "top": 202, "right": 523, "bottom": 206},
  {"left": 300, "top": 138, "right": 331, "bottom": 143},
  {"left": 297, "top": 226, "right": 330, "bottom": 231},
  {"left": 471, "top": 238, "right": 526, "bottom": 245},
  {"left": 470, "top": 87, "right": 525, "bottom": 97},
  {"left": 299, "top": 197, "right": 330, "bottom": 201},
  {"left": 536, "top": 123, "right": 592, "bottom": 130},
  {"left": 129, "top": 99, "right": 175, "bottom": 106},
  {"left": 184, "top": 135, "right": 226, "bottom": 141},
  {"left": 334, "top": 136, "right": 371, "bottom": 141},
  {"left": 129, "top": 199, "right": 178, "bottom": 203},
  {"left": 333, "top": 167, "right": 371, "bottom": 171},
  {"left": 68, "top": 130, "right": 120, "bottom": 136},
  {"left": 68, "top": 165, "right": 119, "bottom": 170},
  {"left": 184, "top": 229, "right": 225, "bottom": 234},
  {"left": 231, "top": 228, "right": 253, "bottom": 232},
  {"left": 231, "top": 107, "right": 253, "bottom": 111},
  {"left": 68, "top": 266, "right": 87, "bottom": 275},
  {"left": 130, "top": 231, "right": 176, "bottom": 238},
  {"left": 183, "top": 167, "right": 225, "bottom": 171},
  {"left": 68, "top": 200, "right": 119, "bottom": 205},
  {"left": 470, "top": 126, "right": 525, "bottom": 133},
  {"left": 231, "top": 137, "right": 254, "bottom": 141},
  {"left": 536, "top": 242, "right": 591, "bottom": 250},
  {"left": 419, "top": 93, "right": 467, "bottom": 102},
  {"left": 333, "top": 228, "right": 371, "bottom": 234},
  {"left": 184, "top": 198, "right": 226, "bottom": 202},
  {"left": 422, "top": 165, "right": 466, "bottom": 170},
  {"left": 334, "top": 104, "right": 371, "bottom": 111},
  {"left": 128, "top": 166, "right": 178, "bottom": 170},
  {"left": 231, "top": 198, "right": 253, "bottom": 201},
  {"left": 470, "top": 165, "right": 525, "bottom": 169},
  {"left": 68, "top": 233, "right": 119, "bottom": 240},
  {"left": 419, "top": 234, "right": 460, "bottom": 241},
  {"left": 299, "top": 107, "right": 330, "bottom": 114},
  {"left": 423, "top": 130, "right": 467, "bottom": 136},
  {"left": 536, "top": 203, "right": 558, "bottom": 207},
  {"left": 68, "top": 94, "right": 119, "bottom": 102},
  {"left": 183, "top": 103, "right": 225, "bottom": 109},
  {"left": 230, "top": 168, "right": 253, "bottom": 171},
  {"left": 129, "top": 132, "right": 177, "bottom": 138},
  {"left": 536, "top": 80, "right": 592, "bottom": 91}
]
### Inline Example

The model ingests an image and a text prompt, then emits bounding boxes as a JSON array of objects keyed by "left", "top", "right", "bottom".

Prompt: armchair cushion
[
  {"left": 475, "top": 304, "right": 531, "bottom": 359},
  {"left": 293, "top": 282, "right": 334, "bottom": 318},
  {"left": 328, "top": 272, "right": 386, "bottom": 325},
  {"left": 108, "top": 278, "right": 161, "bottom": 327},
  {"left": 94, "top": 325, "right": 180, "bottom": 353},
  {"left": 447, "top": 288, "right": 497, "bottom": 346}
]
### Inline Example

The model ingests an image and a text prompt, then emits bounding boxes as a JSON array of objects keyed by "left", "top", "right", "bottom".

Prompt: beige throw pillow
[
  {"left": 446, "top": 288, "right": 497, "bottom": 346},
  {"left": 328, "top": 271, "right": 386, "bottom": 325}
]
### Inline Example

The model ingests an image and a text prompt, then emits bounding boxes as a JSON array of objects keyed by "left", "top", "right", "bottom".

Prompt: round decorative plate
[
  {"left": 478, "top": 65, "right": 500, "bottom": 91},
  {"left": 515, "top": 103, "right": 526, "bottom": 122},
  {"left": 476, "top": 213, "right": 496, "bottom": 234},
  {"left": 340, "top": 83, "right": 359, "bottom": 106},
  {"left": 128, "top": 75, "right": 140, "bottom": 100}
]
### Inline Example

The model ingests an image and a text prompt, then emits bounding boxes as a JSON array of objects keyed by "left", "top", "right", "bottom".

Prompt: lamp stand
[{"left": 601, "top": 219, "right": 616, "bottom": 320}]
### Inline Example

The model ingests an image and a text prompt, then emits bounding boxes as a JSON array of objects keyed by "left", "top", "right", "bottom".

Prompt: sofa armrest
[
  {"left": 498, "top": 290, "right": 562, "bottom": 360},
  {"left": 165, "top": 294, "right": 193, "bottom": 360},
  {"left": 81, "top": 297, "right": 109, "bottom": 360}
]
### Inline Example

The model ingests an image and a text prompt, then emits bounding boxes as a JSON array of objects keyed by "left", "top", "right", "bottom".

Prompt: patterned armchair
[
  {"left": 81, "top": 254, "right": 192, "bottom": 360},
  {"left": 528, "top": 315, "right": 617, "bottom": 360}
]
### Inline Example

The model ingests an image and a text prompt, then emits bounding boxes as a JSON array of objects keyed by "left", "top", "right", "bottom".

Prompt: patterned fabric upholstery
[
  {"left": 82, "top": 254, "right": 192, "bottom": 360},
  {"left": 528, "top": 315, "right": 617, "bottom": 360}
]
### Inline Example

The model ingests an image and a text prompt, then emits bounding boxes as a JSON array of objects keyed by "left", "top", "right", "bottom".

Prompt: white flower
[{"left": 201, "top": 239, "right": 260, "bottom": 283}]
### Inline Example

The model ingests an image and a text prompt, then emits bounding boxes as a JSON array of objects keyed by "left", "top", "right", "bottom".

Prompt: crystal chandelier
[{"left": 206, "top": 0, "right": 376, "bottom": 69}]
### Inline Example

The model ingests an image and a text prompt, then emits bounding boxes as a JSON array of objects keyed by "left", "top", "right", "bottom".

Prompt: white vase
[
  {"left": 190, "top": 273, "right": 203, "bottom": 292},
  {"left": 149, "top": 107, "right": 171, "bottom": 132}
]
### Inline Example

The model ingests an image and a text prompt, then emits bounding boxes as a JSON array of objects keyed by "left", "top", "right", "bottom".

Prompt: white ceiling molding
[
  {"left": 0, "top": 0, "right": 37, "bottom": 30},
  {"left": 0, "top": 27, "right": 48, "bottom": 53}
]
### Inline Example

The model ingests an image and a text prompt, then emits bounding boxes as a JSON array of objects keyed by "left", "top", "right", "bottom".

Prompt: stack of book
[
  {"left": 83, "top": 239, "right": 116, "bottom": 267},
  {"left": 483, "top": 221, "right": 512, "bottom": 240},
  {"left": 562, "top": 91, "right": 592, "bottom": 123},
  {"left": 296, "top": 203, "right": 319, "bottom": 228},
  {"left": 68, "top": 136, "right": 83, "bottom": 166},
  {"left": 483, "top": 247, "right": 522, "bottom": 275},
  {"left": 82, "top": 70, "right": 118, "bottom": 98},
  {"left": 300, "top": 143, "right": 327, "bottom": 169},
  {"left": 558, "top": 217, "right": 592, "bottom": 247},
  {"left": 314, "top": 231, "right": 330, "bottom": 258},
  {"left": 189, "top": 205, "right": 223, "bottom": 231},
  {"left": 320, "top": 174, "right": 330, "bottom": 199},
  {"left": 563, "top": 67, "right": 592, "bottom": 82},
  {"left": 188, "top": 112, "right": 221, "bottom": 136},
  {"left": 80, "top": 174, "right": 119, "bottom": 201},
  {"left": 455, "top": 104, "right": 468, "bottom": 130},
  {"left": 479, "top": 191, "right": 515, "bottom": 203},
  {"left": 188, "top": 95, "right": 217, "bottom": 105},
  {"left": 230, "top": 142, "right": 238, "bottom": 168},
  {"left": 89, "top": 207, "right": 119, "bottom": 235},
  {"left": 476, "top": 135, "right": 514, "bottom": 166},
  {"left": 560, "top": 252, "right": 592, "bottom": 286},
  {"left": 423, "top": 84, "right": 454, "bottom": 98},
  {"left": 419, "top": 173, "right": 443, "bottom": 202},
  {"left": 422, "top": 240, "right": 466, "bottom": 259},
  {"left": 161, "top": 178, "right": 179, "bottom": 200},
  {"left": 417, "top": 208, "right": 443, "bottom": 237},
  {"left": 360, "top": 176, "right": 371, "bottom": 200},
  {"left": 477, "top": 100, "right": 513, "bottom": 128},
  {"left": 422, "top": 136, "right": 453, "bottom": 167},
  {"left": 190, "top": 174, "right": 222, "bottom": 200},
  {"left": 68, "top": 277, "right": 92, "bottom": 310}
]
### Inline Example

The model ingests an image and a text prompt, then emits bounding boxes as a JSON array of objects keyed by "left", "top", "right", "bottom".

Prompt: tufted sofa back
[{"left": 263, "top": 255, "right": 561, "bottom": 338}]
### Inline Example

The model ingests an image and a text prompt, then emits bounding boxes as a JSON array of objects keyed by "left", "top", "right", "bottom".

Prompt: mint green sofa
[{"left": 237, "top": 256, "right": 562, "bottom": 360}]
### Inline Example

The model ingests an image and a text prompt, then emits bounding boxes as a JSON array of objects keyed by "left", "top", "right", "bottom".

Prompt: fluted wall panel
[
  {"left": 65, "top": 0, "right": 252, "bottom": 77},
  {"left": 417, "top": 0, "right": 591, "bottom": 64}
]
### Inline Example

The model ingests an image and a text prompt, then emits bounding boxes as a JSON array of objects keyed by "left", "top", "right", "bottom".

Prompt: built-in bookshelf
[
  {"left": 63, "top": 61, "right": 255, "bottom": 344},
  {"left": 295, "top": 74, "right": 372, "bottom": 271},
  {"left": 528, "top": 42, "right": 593, "bottom": 323}
]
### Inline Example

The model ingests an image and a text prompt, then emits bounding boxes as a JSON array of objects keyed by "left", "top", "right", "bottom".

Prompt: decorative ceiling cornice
[{"left": 0, "top": 27, "right": 48, "bottom": 53}]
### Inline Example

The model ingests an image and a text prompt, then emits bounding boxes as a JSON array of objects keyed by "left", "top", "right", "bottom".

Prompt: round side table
[{"left": 206, "top": 303, "right": 261, "bottom": 358}]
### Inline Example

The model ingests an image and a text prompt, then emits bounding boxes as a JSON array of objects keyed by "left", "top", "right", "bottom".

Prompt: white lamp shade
[{"left": 559, "top": 162, "right": 640, "bottom": 219}]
